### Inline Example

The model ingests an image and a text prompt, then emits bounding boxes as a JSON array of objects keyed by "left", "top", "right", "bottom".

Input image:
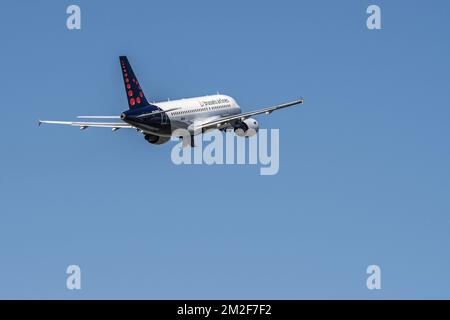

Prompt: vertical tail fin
[{"left": 119, "top": 56, "right": 151, "bottom": 109}]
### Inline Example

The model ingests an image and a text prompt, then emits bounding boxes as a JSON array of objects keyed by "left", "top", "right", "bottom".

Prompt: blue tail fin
[{"left": 119, "top": 56, "right": 150, "bottom": 109}]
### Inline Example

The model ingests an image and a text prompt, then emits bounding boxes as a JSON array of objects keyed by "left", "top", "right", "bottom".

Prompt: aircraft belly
[{"left": 134, "top": 122, "right": 172, "bottom": 137}]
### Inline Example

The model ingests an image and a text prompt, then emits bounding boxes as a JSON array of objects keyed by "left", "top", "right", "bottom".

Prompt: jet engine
[
  {"left": 144, "top": 134, "right": 170, "bottom": 145},
  {"left": 234, "top": 118, "right": 259, "bottom": 137}
]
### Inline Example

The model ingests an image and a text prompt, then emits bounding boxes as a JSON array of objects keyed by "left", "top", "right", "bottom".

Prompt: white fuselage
[{"left": 153, "top": 94, "right": 241, "bottom": 134}]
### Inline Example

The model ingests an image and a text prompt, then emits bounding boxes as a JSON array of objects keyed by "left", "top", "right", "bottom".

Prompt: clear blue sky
[{"left": 0, "top": 0, "right": 449, "bottom": 299}]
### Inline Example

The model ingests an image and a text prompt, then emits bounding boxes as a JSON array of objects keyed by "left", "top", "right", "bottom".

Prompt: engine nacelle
[
  {"left": 144, "top": 134, "right": 170, "bottom": 145},
  {"left": 234, "top": 118, "right": 259, "bottom": 137}
]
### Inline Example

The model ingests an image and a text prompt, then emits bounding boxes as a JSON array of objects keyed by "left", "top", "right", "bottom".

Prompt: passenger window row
[{"left": 171, "top": 104, "right": 231, "bottom": 116}]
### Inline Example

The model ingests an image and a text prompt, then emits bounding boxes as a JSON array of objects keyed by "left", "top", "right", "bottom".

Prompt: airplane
[{"left": 39, "top": 56, "right": 304, "bottom": 146}]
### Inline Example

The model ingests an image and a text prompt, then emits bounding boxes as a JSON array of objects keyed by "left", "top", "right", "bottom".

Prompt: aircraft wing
[
  {"left": 38, "top": 120, "right": 134, "bottom": 130},
  {"left": 192, "top": 98, "right": 304, "bottom": 131},
  {"left": 77, "top": 116, "right": 121, "bottom": 119}
]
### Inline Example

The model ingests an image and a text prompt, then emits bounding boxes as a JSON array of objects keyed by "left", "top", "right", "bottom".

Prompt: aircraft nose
[{"left": 120, "top": 113, "right": 127, "bottom": 120}]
